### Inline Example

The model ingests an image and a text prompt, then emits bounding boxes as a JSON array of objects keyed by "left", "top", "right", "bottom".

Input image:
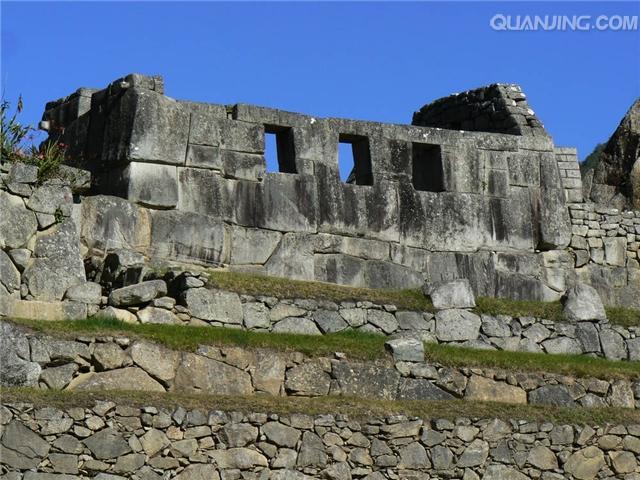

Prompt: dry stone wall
[
  {"left": 2, "top": 400, "right": 639, "bottom": 479},
  {"left": 567, "top": 204, "right": 640, "bottom": 307},
  {"left": 2, "top": 321, "right": 638, "bottom": 410}
]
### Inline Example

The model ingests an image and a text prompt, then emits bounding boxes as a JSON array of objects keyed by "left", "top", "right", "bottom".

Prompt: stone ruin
[
  {"left": 2, "top": 73, "right": 640, "bottom": 479},
  {"left": 21, "top": 73, "right": 638, "bottom": 308}
]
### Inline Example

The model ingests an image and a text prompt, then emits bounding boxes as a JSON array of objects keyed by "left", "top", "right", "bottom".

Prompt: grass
[
  {"left": 11, "top": 318, "right": 640, "bottom": 380},
  {"left": 208, "top": 269, "right": 432, "bottom": 311},
  {"left": 425, "top": 344, "right": 640, "bottom": 380},
  {"left": 205, "top": 270, "right": 640, "bottom": 328},
  {"left": 14, "top": 316, "right": 387, "bottom": 361},
  {"left": 3, "top": 387, "right": 639, "bottom": 425}
]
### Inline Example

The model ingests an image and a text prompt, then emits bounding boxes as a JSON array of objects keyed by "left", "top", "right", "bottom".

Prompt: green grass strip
[
  {"left": 11, "top": 318, "right": 640, "bottom": 380},
  {"left": 208, "top": 270, "right": 432, "bottom": 311},
  {"left": 206, "top": 270, "right": 640, "bottom": 327},
  {"left": 3, "top": 387, "right": 638, "bottom": 425},
  {"left": 425, "top": 344, "right": 640, "bottom": 380}
]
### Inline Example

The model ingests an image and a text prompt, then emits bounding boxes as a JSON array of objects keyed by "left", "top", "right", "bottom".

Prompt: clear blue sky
[{"left": 2, "top": 1, "right": 639, "bottom": 167}]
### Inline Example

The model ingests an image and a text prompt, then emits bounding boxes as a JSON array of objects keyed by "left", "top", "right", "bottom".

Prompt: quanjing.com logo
[{"left": 490, "top": 14, "right": 638, "bottom": 31}]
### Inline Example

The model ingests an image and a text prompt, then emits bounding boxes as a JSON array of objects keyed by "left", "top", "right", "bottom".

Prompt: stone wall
[
  {"left": 555, "top": 147, "right": 583, "bottom": 204},
  {"left": 411, "top": 84, "right": 548, "bottom": 137},
  {"left": 2, "top": 399, "right": 639, "bottom": 479},
  {"left": 35, "top": 73, "right": 585, "bottom": 302},
  {"left": 567, "top": 204, "right": 640, "bottom": 307},
  {"left": 3, "top": 321, "right": 638, "bottom": 410}
]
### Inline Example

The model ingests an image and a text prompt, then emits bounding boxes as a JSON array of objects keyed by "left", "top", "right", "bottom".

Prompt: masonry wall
[
  {"left": 2, "top": 400, "right": 639, "bottom": 479},
  {"left": 36, "top": 74, "right": 640, "bottom": 306}
]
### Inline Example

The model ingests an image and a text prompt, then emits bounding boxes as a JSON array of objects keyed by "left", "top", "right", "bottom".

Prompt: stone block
[
  {"left": 314, "top": 254, "right": 366, "bottom": 287},
  {"left": 80, "top": 195, "right": 151, "bottom": 252},
  {"left": 603, "top": 237, "right": 626, "bottom": 266},
  {"left": 151, "top": 210, "right": 228, "bottom": 265},
  {"left": 563, "top": 283, "right": 607, "bottom": 322},
  {"left": 128, "top": 90, "right": 189, "bottom": 165},
  {"left": 113, "top": 162, "right": 178, "bottom": 209},
  {"left": 230, "top": 226, "right": 281, "bottom": 265},
  {"left": 0, "top": 190, "right": 38, "bottom": 249},
  {"left": 435, "top": 309, "right": 481, "bottom": 341},
  {"left": 428, "top": 278, "right": 476, "bottom": 309}
]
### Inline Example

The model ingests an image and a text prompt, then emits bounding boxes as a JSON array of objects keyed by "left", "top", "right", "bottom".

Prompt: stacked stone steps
[{"left": 3, "top": 316, "right": 638, "bottom": 410}]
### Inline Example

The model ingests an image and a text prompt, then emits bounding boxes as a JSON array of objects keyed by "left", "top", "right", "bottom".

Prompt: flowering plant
[{"left": 1, "top": 97, "right": 67, "bottom": 182}]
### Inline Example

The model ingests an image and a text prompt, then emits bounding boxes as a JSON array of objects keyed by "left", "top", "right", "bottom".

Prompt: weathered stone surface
[
  {"left": 0, "top": 322, "right": 41, "bottom": 387},
  {"left": 527, "top": 445, "right": 558, "bottom": 470},
  {"left": 83, "top": 427, "right": 132, "bottom": 460},
  {"left": 22, "top": 219, "right": 86, "bottom": 301},
  {"left": 588, "top": 99, "right": 640, "bottom": 209},
  {"left": 211, "top": 447, "right": 268, "bottom": 469},
  {"left": 92, "top": 343, "right": 127, "bottom": 370},
  {"left": 181, "top": 288, "right": 242, "bottom": 324},
  {"left": 129, "top": 341, "right": 180, "bottom": 382},
  {"left": 262, "top": 422, "right": 301, "bottom": 448},
  {"left": 150, "top": 210, "right": 227, "bottom": 265},
  {"left": 243, "top": 302, "right": 270, "bottom": 329},
  {"left": 398, "top": 442, "right": 430, "bottom": 469},
  {"left": 385, "top": 337, "right": 425, "bottom": 362},
  {"left": 285, "top": 362, "right": 331, "bottom": 396},
  {"left": 482, "top": 464, "right": 529, "bottom": 480},
  {"left": 0, "top": 191, "right": 37, "bottom": 249},
  {"left": 576, "top": 322, "right": 601, "bottom": 353},
  {"left": 600, "top": 328, "right": 627, "bottom": 360},
  {"left": 529, "top": 385, "right": 576, "bottom": 407},
  {"left": 429, "top": 279, "right": 476, "bottom": 309},
  {"left": 366, "top": 310, "right": 398, "bottom": 334},
  {"left": 64, "top": 282, "right": 102, "bottom": 304},
  {"left": 273, "top": 317, "right": 322, "bottom": 335},
  {"left": 68, "top": 367, "right": 165, "bottom": 392},
  {"left": 313, "top": 309, "right": 348, "bottom": 333},
  {"left": 564, "top": 446, "right": 605, "bottom": 480},
  {"left": 174, "top": 464, "right": 221, "bottom": 480},
  {"left": 230, "top": 227, "right": 282, "bottom": 264},
  {"left": 108, "top": 280, "right": 167, "bottom": 307},
  {"left": 80, "top": 195, "right": 151, "bottom": 251},
  {"left": 0, "top": 250, "right": 20, "bottom": 293},
  {"left": 0, "top": 420, "right": 50, "bottom": 469},
  {"left": 253, "top": 351, "right": 286, "bottom": 395},
  {"left": 100, "top": 306, "right": 138, "bottom": 323},
  {"left": 137, "top": 306, "right": 180, "bottom": 324},
  {"left": 465, "top": 375, "right": 526, "bottom": 404},
  {"left": 563, "top": 283, "right": 607, "bottom": 322},
  {"left": 222, "top": 423, "right": 258, "bottom": 448},
  {"left": 297, "top": 431, "right": 328, "bottom": 467},
  {"left": 116, "top": 162, "right": 178, "bottom": 209},
  {"left": 435, "top": 309, "right": 481, "bottom": 341},
  {"left": 140, "top": 428, "right": 170, "bottom": 456},
  {"left": 332, "top": 361, "right": 400, "bottom": 399},
  {"left": 397, "top": 378, "right": 454, "bottom": 401},
  {"left": 457, "top": 439, "right": 489, "bottom": 467},
  {"left": 542, "top": 336, "right": 582, "bottom": 355},
  {"left": 174, "top": 352, "right": 252, "bottom": 395},
  {"left": 40, "top": 363, "right": 78, "bottom": 389}
]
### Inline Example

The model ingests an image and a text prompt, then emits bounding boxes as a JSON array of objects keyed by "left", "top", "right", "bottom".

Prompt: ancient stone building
[{"left": 36, "top": 74, "right": 640, "bottom": 307}]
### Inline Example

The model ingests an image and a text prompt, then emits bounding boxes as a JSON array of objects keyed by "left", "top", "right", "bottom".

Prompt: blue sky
[{"left": 2, "top": 1, "right": 639, "bottom": 170}]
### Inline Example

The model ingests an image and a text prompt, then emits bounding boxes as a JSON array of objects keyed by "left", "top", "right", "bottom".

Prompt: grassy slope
[
  {"left": 208, "top": 270, "right": 640, "bottom": 328},
  {"left": 2, "top": 387, "right": 638, "bottom": 425},
  {"left": 13, "top": 318, "right": 640, "bottom": 380}
]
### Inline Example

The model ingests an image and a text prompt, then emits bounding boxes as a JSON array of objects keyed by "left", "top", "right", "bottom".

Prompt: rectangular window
[
  {"left": 264, "top": 126, "right": 296, "bottom": 173},
  {"left": 339, "top": 134, "right": 373, "bottom": 185},
  {"left": 412, "top": 143, "right": 444, "bottom": 192}
]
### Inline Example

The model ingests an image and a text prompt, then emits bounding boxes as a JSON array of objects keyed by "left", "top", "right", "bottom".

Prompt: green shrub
[{"left": 1, "top": 97, "right": 66, "bottom": 182}]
